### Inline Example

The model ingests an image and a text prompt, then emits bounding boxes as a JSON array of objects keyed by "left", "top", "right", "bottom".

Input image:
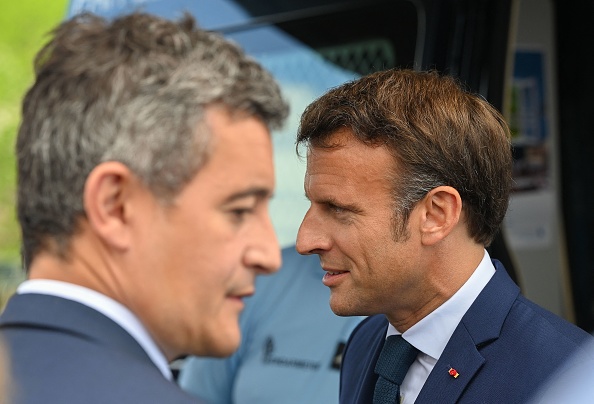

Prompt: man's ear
[
  {"left": 83, "top": 162, "right": 137, "bottom": 251},
  {"left": 419, "top": 186, "right": 462, "bottom": 246}
]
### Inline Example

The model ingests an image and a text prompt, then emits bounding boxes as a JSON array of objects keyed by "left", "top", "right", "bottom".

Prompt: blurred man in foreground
[{"left": 0, "top": 12, "right": 287, "bottom": 403}]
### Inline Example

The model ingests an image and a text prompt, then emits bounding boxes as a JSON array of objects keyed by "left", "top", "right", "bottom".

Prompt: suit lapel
[
  {"left": 340, "top": 315, "right": 388, "bottom": 404},
  {"left": 354, "top": 325, "right": 385, "bottom": 403},
  {"left": 416, "top": 321, "right": 485, "bottom": 403},
  {"left": 415, "top": 261, "right": 520, "bottom": 403}
]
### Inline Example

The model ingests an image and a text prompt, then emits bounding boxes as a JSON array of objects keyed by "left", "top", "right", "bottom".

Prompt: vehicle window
[{"left": 66, "top": 0, "right": 419, "bottom": 246}]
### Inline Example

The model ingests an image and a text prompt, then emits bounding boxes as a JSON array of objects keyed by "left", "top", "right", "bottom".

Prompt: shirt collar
[
  {"left": 387, "top": 250, "right": 495, "bottom": 360},
  {"left": 17, "top": 279, "right": 172, "bottom": 380}
]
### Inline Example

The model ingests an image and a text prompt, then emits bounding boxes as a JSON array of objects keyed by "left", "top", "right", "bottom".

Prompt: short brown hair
[{"left": 297, "top": 69, "right": 512, "bottom": 246}]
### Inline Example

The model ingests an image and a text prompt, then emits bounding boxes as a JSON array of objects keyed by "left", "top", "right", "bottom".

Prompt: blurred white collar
[{"left": 18, "top": 279, "right": 172, "bottom": 380}]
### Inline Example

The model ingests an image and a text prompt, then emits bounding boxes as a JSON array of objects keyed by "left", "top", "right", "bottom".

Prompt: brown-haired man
[{"left": 296, "top": 69, "right": 593, "bottom": 403}]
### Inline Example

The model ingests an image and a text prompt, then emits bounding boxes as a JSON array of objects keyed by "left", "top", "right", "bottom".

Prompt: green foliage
[{"left": 0, "top": 1, "right": 69, "bottom": 273}]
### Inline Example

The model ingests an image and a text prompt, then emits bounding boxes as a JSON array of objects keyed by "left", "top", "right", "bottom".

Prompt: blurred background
[{"left": 0, "top": 0, "right": 69, "bottom": 306}]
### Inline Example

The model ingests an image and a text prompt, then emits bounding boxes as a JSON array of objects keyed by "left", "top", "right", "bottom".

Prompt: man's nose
[
  {"left": 245, "top": 212, "right": 282, "bottom": 273},
  {"left": 296, "top": 208, "right": 330, "bottom": 256}
]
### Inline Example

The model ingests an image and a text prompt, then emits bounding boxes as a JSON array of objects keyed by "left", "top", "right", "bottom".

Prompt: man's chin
[
  {"left": 329, "top": 294, "right": 371, "bottom": 317},
  {"left": 210, "top": 345, "right": 240, "bottom": 357},
  {"left": 329, "top": 298, "right": 356, "bottom": 317},
  {"left": 207, "top": 329, "right": 242, "bottom": 357}
]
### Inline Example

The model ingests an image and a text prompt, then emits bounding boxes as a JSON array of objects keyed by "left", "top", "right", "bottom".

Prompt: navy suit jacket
[
  {"left": 0, "top": 293, "right": 198, "bottom": 403},
  {"left": 340, "top": 260, "right": 594, "bottom": 403}
]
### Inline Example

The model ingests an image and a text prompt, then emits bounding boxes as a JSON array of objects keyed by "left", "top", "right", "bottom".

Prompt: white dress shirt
[
  {"left": 386, "top": 250, "right": 496, "bottom": 404},
  {"left": 17, "top": 279, "right": 172, "bottom": 380}
]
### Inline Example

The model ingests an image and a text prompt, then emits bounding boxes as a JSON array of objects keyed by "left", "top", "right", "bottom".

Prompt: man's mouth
[
  {"left": 322, "top": 269, "right": 349, "bottom": 286},
  {"left": 228, "top": 289, "right": 255, "bottom": 301}
]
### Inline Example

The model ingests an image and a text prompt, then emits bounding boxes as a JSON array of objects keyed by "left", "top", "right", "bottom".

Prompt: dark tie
[{"left": 373, "top": 335, "right": 419, "bottom": 404}]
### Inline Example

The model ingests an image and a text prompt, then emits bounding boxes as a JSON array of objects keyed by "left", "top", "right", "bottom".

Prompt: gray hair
[{"left": 17, "top": 12, "right": 288, "bottom": 267}]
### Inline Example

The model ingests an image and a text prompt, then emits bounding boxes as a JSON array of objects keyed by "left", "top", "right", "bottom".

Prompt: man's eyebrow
[
  {"left": 223, "top": 187, "right": 273, "bottom": 204},
  {"left": 311, "top": 195, "right": 363, "bottom": 214}
]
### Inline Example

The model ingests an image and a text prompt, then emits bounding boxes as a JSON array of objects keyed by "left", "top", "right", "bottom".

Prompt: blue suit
[
  {"left": 0, "top": 293, "right": 198, "bottom": 403},
  {"left": 340, "top": 261, "right": 594, "bottom": 403}
]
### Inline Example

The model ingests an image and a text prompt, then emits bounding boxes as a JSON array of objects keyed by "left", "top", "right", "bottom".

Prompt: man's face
[
  {"left": 296, "top": 129, "right": 427, "bottom": 320},
  {"left": 130, "top": 107, "right": 280, "bottom": 359}
]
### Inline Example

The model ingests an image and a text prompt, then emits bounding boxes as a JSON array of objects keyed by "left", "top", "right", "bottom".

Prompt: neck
[{"left": 386, "top": 243, "right": 485, "bottom": 332}]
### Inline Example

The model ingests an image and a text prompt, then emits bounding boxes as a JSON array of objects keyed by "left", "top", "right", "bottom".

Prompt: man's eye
[
  {"left": 329, "top": 204, "right": 346, "bottom": 214},
  {"left": 230, "top": 208, "right": 254, "bottom": 223}
]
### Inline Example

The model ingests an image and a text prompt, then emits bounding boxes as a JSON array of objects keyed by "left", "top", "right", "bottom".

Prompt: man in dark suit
[
  {"left": 295, "top": 69, "right": 594, "bottom": 403},
  {"left": 0, "top": 12, "right": 287, "bottom": 403}
]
